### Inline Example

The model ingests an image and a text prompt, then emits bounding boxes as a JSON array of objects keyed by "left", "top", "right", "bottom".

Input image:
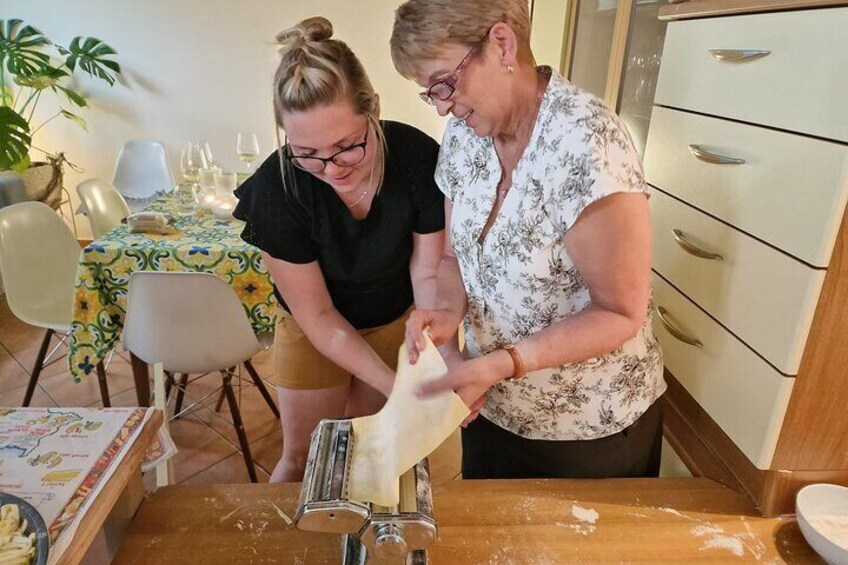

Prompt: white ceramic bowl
[{"left": 796, "top": 483, "right": 848, "bottom": 565}]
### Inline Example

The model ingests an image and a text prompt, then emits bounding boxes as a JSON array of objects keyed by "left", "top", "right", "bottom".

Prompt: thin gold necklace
[{"left": 346, "top": 188, "right": 370, "bottom": 208}]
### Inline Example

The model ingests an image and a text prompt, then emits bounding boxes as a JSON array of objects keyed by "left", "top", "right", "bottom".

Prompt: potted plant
[{"left": 0, "top": 19, "right": 121, "bottom": 207}]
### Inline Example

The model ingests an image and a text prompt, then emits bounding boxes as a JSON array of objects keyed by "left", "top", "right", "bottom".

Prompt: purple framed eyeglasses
[{"left": 419, "top": 28, "right": 491, "bottom": 105}]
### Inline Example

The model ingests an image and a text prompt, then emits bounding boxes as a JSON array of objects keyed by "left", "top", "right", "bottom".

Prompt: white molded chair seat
[
  {"left": 112, "top": 140, "right": 174, "bottom": 210},
  {"left": 77, "top": 178, "right": 131, "bottom": 239},
  {"left": 123, "top": 271, "right": 279, "bottom": 483},
  {"left": 0, "top": 202, "right": 111, "bottom": 406}
]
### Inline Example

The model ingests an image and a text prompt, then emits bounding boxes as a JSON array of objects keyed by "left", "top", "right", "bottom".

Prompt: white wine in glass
[
  {"left": 181, "top": 142, "right": 206, "bottom": 182},
  {"left": 236, "top": 133, "right": 260, "bottom": 172}
]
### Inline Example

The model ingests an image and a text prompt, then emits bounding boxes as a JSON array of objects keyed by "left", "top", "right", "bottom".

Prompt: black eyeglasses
[
  {"left": 284, "top": 125, "right": 369, "bottom": 173},
  {"left": 419, "top": 27, "right": 491, "bottom": 105}
]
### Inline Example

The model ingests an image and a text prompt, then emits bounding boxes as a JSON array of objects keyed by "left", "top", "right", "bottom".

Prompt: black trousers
[{"left": 461, "top": 397, "right": 664, "bottom": 480}]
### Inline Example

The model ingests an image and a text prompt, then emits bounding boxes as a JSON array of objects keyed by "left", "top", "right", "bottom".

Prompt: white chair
[
  {"left": 0, "top": 202, "right": 111, "bottom": 406},
  {"left": 112, "top": 141, "right": 174, "bottom": 212},
  {"left": 0, "top": 172, "right": 28, "bottom": 209},
  {"left": 76, "top": 178, "right": 131, "bottom": 239},
  {"left": 122, "top": 271, "right": 279, "bottom": 483}
]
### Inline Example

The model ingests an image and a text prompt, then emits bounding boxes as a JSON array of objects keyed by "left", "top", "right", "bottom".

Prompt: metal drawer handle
[
  {"left": 688, "top": 144, "right": 745, "bottom": 165},
  {"left": 656, "top": 306, "right": 703, "bottom": 348},
  {"left": 709, "top": 48, "right": 771, "bottom": 62},
  {"left": 672, "top": 229, "right": 724, "bottom": 261}
]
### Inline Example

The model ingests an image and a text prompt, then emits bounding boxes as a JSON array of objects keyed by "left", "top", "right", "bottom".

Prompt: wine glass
[
  {"left": 202, "top": 141, "right": 215, "bottom": 168},
  {"left": 180, "top": 142, "right": 206, "bottom": 182},
  {"left": 236, "top": 133, "right": 260, "bottom": 172}
]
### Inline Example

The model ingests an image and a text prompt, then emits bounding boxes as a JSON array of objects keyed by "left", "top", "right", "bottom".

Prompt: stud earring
[{"left": 506, "top": 65, "right": 515, "bottom": 74}]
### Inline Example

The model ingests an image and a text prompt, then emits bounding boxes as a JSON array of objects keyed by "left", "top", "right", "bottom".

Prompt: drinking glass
[
  {"left": 198, "top": 167, "right": 218, "bottom": 192},
  {"left": 174, "top": 182, "right": 198, "bottom": 216},
  {"left": 236, "top": 133, "right": 260, "bottom": 172},
  {"left": 214, "top": 171, "right": 237, "bottom": 198},
  {"left": 180, "top": 142, "right": 207, "bottom": 182},
  {"left": 202, "top": 141, "right": 215, "bottom": 168}
]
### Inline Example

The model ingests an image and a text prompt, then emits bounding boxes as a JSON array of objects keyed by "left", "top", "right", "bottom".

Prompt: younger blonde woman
[{"left": 234, "top": 16, "right": 445, "bottom": 482}]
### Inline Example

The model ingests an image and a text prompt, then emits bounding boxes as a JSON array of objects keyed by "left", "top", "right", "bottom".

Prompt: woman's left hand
[{"left": 418, "top": 351, "right": 513, "bottom": 410}]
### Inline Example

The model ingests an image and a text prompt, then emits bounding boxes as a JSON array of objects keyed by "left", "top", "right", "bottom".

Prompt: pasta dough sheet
[{"left": 347, "top": 336, "right": 469, "bottom": 506}]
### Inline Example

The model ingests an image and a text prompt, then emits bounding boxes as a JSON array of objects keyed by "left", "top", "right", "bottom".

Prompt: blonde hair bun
[{"left": 276, "top": 16, "right": 334, "bottom": 51}]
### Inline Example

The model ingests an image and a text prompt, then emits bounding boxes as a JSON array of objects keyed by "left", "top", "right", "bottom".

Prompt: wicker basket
[{"left": 19, "top": 154, "right": 66, "bottom": 210}]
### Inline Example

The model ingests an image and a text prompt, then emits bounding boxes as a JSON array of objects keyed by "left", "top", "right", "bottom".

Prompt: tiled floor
[{"left": 0, "top": 295, "right": 463, "bottom": 486}]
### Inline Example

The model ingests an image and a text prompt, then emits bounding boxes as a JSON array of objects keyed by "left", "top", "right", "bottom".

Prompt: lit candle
[
  {"left": 212, "top": 197, "right": 236, "bottom": 219},
  {"left": 198, "top": 190, "right": 219, "bottom": 210}
]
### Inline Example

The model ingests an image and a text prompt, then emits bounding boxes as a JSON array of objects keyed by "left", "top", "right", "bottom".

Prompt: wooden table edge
[{"left": 56, "top": 409, "right": 163, "bottom": 565}]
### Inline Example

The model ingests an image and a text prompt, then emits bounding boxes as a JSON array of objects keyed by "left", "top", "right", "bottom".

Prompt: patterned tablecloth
[{"left": 68, "top": 194, "right": 278, "bottom": 381}]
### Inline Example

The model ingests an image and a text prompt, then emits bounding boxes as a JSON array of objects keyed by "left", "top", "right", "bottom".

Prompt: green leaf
[
  {"left": 57, "top": 85, "right": 87, "bottom": 107},
  {"left": 0, "top": 85, "right": 13, "bottom": 106},
  {"left": 0, "top": 19, "right": 51, "bottom": 77},
  {"left": 60, "top": 108, "right": 87, "bottom": 131},
  {"left": 13, "top": 66, "right": 67, "bottom": 90},
  {"left": 0, "top": 105, "right": 31, "bottom": 169},
  {"left": 10, "top": 154, "right": 30, "bottom": 173},
  {"left": 64, "top": 35, "right": 120, "bottom": 86}
]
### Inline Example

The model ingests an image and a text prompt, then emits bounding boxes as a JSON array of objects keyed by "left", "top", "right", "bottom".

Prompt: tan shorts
[{"left": 272, "top": 310, "right": 409, "bottom": 390}]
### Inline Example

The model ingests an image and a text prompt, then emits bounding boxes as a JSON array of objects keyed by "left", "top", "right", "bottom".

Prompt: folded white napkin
[{"left": 127, "top": 212, "right": 173, "bottom": 234}]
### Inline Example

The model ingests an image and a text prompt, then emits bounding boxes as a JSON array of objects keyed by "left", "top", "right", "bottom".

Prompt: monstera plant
[{"left": 0, "top": 19, "right": 120, "bottom": 205}]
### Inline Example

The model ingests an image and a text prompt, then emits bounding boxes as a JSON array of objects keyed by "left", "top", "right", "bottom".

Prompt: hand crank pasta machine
[{"left": 293, "top": 419, "right": 437, "bottom": 565}]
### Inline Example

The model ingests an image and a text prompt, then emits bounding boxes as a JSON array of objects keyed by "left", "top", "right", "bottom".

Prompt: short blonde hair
[
  {"left": 273, "top": 17, "right": 385, "bottom": 193},
  {"left": 390, "top": 0, "right": 532, "bottom": 80}
]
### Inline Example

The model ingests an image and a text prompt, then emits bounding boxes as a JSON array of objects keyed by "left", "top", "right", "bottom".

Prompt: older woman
[{"left": 391, "top": 0, "right": 665, "bottom": 479}]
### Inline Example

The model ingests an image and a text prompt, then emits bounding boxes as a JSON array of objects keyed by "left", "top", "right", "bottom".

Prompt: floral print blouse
[{"left": 435, "top": 69, "right": 665, "bottom": 441}]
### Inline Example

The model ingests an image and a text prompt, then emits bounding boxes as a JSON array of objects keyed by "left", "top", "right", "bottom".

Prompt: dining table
[{"left": 67, "top": 192, "right": 279, "bottom": 404}]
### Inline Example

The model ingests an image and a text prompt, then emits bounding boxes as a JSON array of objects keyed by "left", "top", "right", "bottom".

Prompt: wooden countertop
[
  {"left": 659, "top": 0, "right": 848, "bottom": 20},
  {"left": 114, "top": 477, "right": 822, "bottom": 564}
]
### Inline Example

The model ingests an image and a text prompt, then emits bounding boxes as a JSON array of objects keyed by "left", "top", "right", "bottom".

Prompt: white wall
[
  {"left": 529, "top": 0, "right": 570, "bottom": 72},
  {"left": 5, "top": 0, "right": 447, "bottom": 239}
]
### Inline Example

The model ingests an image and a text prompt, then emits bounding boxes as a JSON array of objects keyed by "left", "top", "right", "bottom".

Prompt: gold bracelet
[{"left": 502, "top": 343, "right": 525, "bottom": 380}]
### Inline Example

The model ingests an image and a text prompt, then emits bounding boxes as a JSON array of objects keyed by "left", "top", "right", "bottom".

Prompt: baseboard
[
  {"left": 664, "top": 370, "right": 848, "bottom": 516},
  {"left": 663, "top": 370, "right": 765, "bottom": 511}
]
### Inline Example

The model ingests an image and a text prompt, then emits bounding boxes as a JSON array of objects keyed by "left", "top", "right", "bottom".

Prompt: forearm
[
  {"left": 434, "top": 255, "right": 467, "bottom": 358},
  {"left": 293, "top": 307, "right": 394, "bottom": 394},
  {"left": 411, "top": 273, "right": 438, "bottom": 311},
  {"left": 435, "top": 255, "right": 467, "bottom": 319},
  {"left": 483, "top": 304, "right": 646, "bottom": 382}
]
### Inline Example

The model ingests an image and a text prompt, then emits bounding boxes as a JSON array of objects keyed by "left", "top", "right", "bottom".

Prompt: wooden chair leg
[
  {"left": 243, "top": 360, "right": 279, "bottom": 419},
  {"left": 222, "top": 373, "right": 257, "bottom": 483},
  {"left": 173, "top": 374, "right": 189, "bottom": 416},
  {"left": 95, "top": 361, "right": 111, "bottom": 407},
  {"left": 23, "top": 329, "right": 53, "bottom": 407},
  {"left": 164, "top": 372, "right": 176, "bottom": 401},
  {"left": 130, "top": 353, "right": 151, "bottom": 407},
  {"left": 214, "top": 367, "right": 236, "bottom": 413}
]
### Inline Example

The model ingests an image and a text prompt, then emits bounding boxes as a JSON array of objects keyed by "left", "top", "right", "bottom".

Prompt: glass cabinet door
[
  {"left": 617, "top": 0, "right": 667, "bottom": 157},
  {"left": 568, "top": 0, "right": 620, "bottom": 100}
]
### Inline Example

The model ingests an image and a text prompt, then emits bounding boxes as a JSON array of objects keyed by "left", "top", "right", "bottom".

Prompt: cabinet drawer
[
  {"left": 644, "top": 106, "right": 848, "bottom": 267},
  {"left": 655, "top": 8, "right": 848, "bottom": 142},
  {"left": 651, "top": 273, "right": 795, "bottom": 469},
  {"left": 651, "top": 190, "right": 825, "bottom": 374}
]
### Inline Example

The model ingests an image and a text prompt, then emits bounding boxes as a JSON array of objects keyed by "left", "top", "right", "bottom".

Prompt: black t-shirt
[{"left": 233, "top": 120, "right": 444, "bottom": 329}]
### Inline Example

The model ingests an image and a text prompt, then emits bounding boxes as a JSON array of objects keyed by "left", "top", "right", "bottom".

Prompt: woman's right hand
[{"left": 405, "top": 308, "right": 460, "bottom": 364}]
